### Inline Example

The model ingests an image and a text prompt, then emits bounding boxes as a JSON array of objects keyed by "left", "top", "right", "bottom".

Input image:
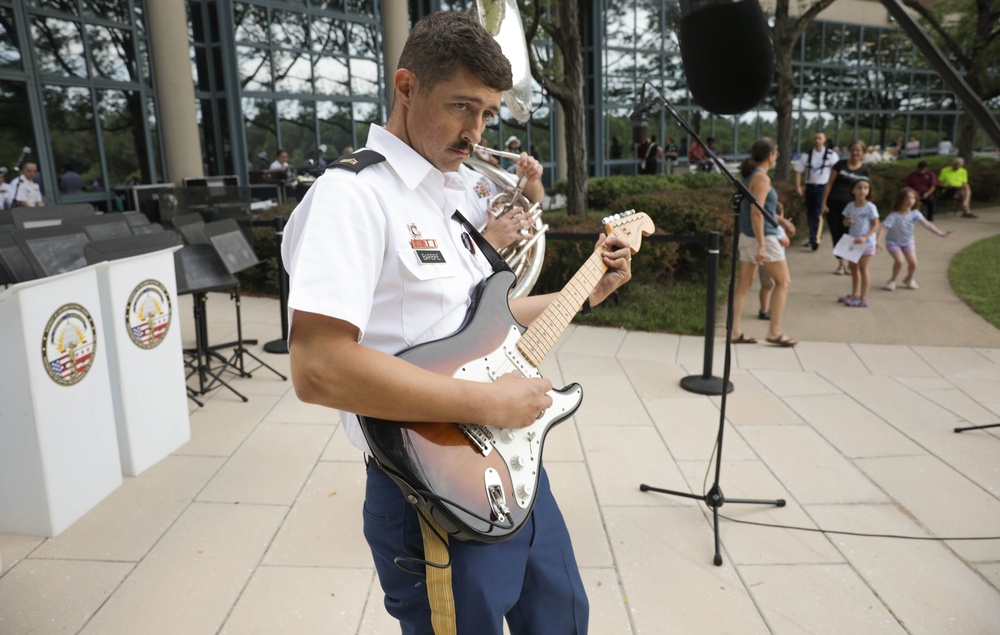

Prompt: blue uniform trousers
[
  {"left": 363, "top": 464, "right": 589, "bottom": 634},
  {"left": 805, "top": 184, "right": 826, "bottom": 246}
]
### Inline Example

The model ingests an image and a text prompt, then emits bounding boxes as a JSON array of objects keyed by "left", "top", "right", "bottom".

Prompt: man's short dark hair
[
  {"left": 917, "top": 160, "right": 928, "bottom": 168},
  {"left": 397, "top": 12, "right": 512, "bottom": 94}
]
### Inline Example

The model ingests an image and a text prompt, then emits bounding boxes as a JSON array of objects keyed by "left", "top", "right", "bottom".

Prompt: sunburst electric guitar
[{"left": 359, "top": 211, "right": 655, "bottom": 542}]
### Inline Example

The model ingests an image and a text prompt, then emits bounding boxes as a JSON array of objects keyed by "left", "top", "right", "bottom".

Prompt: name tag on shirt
[{"left": 416, "top": 249, "right": 446, "bottom": 264}]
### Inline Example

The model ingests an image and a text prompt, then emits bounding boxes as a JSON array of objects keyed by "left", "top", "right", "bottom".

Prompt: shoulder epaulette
[{"left": 327, "top": 150, "right": 386, "bottom": 173}]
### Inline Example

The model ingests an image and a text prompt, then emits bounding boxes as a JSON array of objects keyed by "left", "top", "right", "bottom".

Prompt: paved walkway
[
  {"left": 720, "top": 205, "right": 1000, "bottom": 347},
  {"left": 1, "top": 208, "right": 999, "bottom": 634}
]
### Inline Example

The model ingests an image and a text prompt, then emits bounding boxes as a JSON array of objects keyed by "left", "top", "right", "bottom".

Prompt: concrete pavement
[{"left": 720, "top": 205, "right": 1000, "bottom": 348}]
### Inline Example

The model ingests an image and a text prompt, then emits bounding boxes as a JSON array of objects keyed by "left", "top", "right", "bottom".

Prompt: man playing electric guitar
[{"left": 281, "top": 12, "right": 635, "bottom": 635}]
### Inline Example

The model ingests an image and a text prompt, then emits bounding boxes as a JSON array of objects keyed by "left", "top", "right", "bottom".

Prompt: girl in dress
[
  {"left": 878, "top": 187, "right": 952, "bottom": 291},
  {"left": 838, "top": 177, "right": 879, "bottom": 307}
]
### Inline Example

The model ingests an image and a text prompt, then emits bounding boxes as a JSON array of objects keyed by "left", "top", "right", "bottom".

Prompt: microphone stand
[{"left": 636, "top": 82, "right": 785, "bottom": 566}]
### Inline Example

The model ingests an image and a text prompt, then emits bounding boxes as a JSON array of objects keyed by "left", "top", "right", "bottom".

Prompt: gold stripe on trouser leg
[{"left": 418, "top": 514, "right": 456, "bottom": 635}]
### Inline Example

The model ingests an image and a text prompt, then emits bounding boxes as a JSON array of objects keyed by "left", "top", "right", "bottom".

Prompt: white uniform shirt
[
  {"left": 0, "top": 182, "right": 12, "bottom": 209},
  {"left": 794, "top": 146, "right": 837, "bottom": 185},
  {"left": 13, "top": 175, "right": 42, "bottom": 207},
  {"left": 460, "top": 163, "right": 498, "bottom": 230},
  {"left": 281, "top": 125, "right": 496, "bottom": 453}
]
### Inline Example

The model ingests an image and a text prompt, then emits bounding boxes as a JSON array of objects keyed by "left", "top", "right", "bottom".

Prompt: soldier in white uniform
[{"left": 280, "top": 12, "right": 632, "bottom": 635}]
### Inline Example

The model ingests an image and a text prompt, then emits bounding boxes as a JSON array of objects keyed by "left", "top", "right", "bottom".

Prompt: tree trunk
[
  {"left": 561, "top": 2, "right": 587, "bottom": 216},
  {"left": 773, "top": 39, "right": 796, "bottom": 181}
]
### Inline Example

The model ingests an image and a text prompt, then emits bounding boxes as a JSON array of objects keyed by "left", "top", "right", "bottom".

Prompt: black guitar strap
[{"left": 451, "top": 209, "right": 513, "bottom": 275}]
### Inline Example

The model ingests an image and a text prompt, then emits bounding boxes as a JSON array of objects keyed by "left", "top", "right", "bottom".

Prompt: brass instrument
[{"left": 469, "top": 0, "right": 546, "bottom": 299}]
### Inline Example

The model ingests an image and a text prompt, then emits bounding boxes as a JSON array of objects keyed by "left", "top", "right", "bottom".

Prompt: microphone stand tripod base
[
  {"left": 680, "top": 374, "right": 733, "bottom": 396},
  {"left": 639, "top": 482, "right": 785, "bottom": 566}
]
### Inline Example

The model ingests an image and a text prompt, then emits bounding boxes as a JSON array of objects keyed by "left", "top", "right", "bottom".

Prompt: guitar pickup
[{"left": 458, "top": 423, "right": 494, "bottom": 456}]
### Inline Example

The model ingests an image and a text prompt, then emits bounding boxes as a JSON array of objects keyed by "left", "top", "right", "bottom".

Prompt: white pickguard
[{"left": 452, "top": 326, "right": 583, "bottom": 510}]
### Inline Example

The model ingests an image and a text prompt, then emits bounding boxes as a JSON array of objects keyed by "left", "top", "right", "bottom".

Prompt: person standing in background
[
  {"left": 269, "top": 149, "right": 290, "bottom": 171},
  {"left": 60, "top": 164, "right": 83, "bottom": 194},
  {"left": 822, "top": 140, "right": 869, "bottom": 276},
  {"left": 937, "top": 136, "right": 955, "bottom": 156},
  {"left": 0, "top": 167, "right": 13, "bottom": 209},
  {"left": 729, "top": 137, "right": 796, "bottom": 347},
  {"left": 794, "top": 132, "right": 837, "bottom": 251},
  {"left": 904, "top": 134, "right": 921, "bottom": 158},
  {"left": 662, "top": 137, "right": 679, "bottom": 175},
  {"left": 640, "top": 134, "right": 661, "bottom": 175},
  {"left": 12, "top": 162, "right": 44, "bottom": 207}
]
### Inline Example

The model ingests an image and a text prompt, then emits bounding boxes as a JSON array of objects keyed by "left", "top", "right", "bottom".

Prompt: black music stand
[
  {"left": 130, "top": 222, "right": 165, "bottom": 236},
  {"left": 83, "top": 231, "right": 203, "bottom": 405},
  {"left": 14, "top": 225, "right": 91, "bottom": 277},
  {"left": 0, "top": 208, "right": 13, "bottom": 233},
  {"left": 204, "top": 218, "right": 287, "bottom": 383},
  {"left": 173, "top": 243, "right": 247, "bottom": 402},
  {"left": 83, "top": 230, "right": 182, "bottom": 265},
  {"left": 69, "top": 214, "right": 134, "bottom": 242},
  {"left": 12, "top": 204, "right": 96, "bottom": 230},
  {"left": 0, "top": 233, "right": 39, "bottom": 284}
]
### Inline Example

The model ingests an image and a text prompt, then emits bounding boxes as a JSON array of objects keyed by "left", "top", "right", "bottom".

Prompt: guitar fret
[{"left": 518, "top": 251, "right": 606, "bottom": 366}]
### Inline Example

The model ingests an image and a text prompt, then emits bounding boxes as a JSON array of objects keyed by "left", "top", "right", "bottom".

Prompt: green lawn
[{"left": 949, "top": 234, "right": 1000, "bottom": 331}]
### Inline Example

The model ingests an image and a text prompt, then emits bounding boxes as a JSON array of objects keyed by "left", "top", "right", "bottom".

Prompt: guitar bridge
[{"left": 458, "top": 423, "right": 494, "bottom": 456}]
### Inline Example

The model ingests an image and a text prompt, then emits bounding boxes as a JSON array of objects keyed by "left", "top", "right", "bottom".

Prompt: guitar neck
[{"left": 516, "top": 250, "right": 606, "bottom": 367}]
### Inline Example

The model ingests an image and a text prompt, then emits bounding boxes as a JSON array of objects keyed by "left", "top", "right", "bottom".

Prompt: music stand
[
  {"left": 14, "top": 225, "right": 91, "bottom": 278},
  {"left": 12, "top": 204, "right": 96, "bottom": 230},
  {"left": 129, "top": 183, "right": 176, "bottom": 224},
  {"left": 0, "top": 208, "right": 13, "bottom": 233},
  {"left": 83, "top": 230, "right": 182, "bottom": 265},
  {"left": 130, "top": 222, "right": 165, "bottom": 236},
  {"left": 0, "top": 233, "right": 39, "bottom": 284},
  {"left": 122, "top": 211, "right": 152, "bottom": 229},
  {"left": 172, "top": 212, "right": 211, "bottom": 245},
  {"left": 173, "top": 243, "right": 247, "bottom": 402},
  {"left": 203, "top": 218, "right": 287, "bottom": 383},
  {"left": 69, "top": 214, "right": 134, "bottom": 242}
]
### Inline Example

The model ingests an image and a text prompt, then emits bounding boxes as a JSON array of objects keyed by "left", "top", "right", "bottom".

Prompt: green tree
[
  {"left": 770, "top": 0, "right": 839, "bottom": 181},
  {"left": 519, "top": 0, "right": 588, "bottom": 215},
  {"left": 902, "top": 0, "right": 1000, "bottom": 160}
]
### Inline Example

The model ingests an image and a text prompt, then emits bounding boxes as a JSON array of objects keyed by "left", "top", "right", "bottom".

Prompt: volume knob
[
  {"left": 510, "top": 455, "right": 526, "bottom": 470},
  {"left": 518, "top": 482, "right": 535, "bottom": 498},
  {"left": 500, "top": 429, "right": 516, "bottom": 443}
]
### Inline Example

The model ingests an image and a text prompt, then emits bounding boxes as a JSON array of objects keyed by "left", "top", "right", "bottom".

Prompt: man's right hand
[{"left": 489, "top": 373, "right": 553, "bottom": 429}]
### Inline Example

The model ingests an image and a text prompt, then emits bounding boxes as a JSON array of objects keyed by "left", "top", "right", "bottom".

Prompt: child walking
[
  {"left": 838, "top": 177, "right": 880, "bottom": 307},
  {"left": 878, "top": 186, "right": 952, "bottom": 290}
]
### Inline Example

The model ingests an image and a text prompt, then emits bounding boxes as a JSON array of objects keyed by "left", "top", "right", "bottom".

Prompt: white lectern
[
  {"left": 0, "top": 266, "right": 122, "bottom": 537},
  {"left": 92, "top": 246, "right": 190, "bottom": 476}
]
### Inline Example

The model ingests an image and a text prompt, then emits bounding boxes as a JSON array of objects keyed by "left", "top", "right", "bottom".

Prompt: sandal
[
  {"left": 758, "top": 310, "right": 771, "bottom": 320},
  {"left": 766, "top": 335, "right": 797, "bottom": 347},
  {"left": 731, "top": 333, "right": 757, "bottom": 344},
  {"left": 962, "top": 212, "right": 978, "bottom": 218}
]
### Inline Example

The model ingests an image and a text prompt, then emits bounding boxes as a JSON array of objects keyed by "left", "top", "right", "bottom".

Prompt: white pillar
[
  {"left": 147, "top": 0, "right": 204, "bottom": 183},
  {"left": 382, "top": 0, "right": 411, "bottom": 113}
]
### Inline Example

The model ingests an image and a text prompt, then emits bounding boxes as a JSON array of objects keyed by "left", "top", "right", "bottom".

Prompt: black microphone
[
  {"left": 14, "top": 146, "right": 30, "bottom": 171},
  {"left": 678, "top": 0, "right": 775, "bottom": 115},
  {"left": 630, "top": 85, "right": 650, "bottom": 145}
]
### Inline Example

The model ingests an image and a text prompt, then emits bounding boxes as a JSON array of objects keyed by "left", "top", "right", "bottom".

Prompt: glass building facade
[{"left": 0, "top": 0, "right": 984, "bottom": 210}]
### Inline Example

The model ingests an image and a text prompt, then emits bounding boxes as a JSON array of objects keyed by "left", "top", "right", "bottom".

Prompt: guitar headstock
[{"left": 602, "top": 210, "right": 656, "bottom": 254}]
